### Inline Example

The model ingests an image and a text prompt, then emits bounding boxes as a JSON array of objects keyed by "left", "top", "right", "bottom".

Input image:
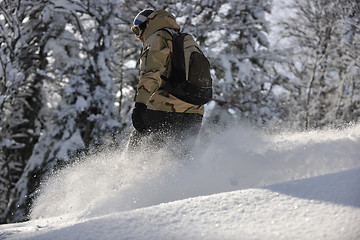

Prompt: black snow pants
[{"left": 128, "top": 109, "right": 203, "bottom": 158}]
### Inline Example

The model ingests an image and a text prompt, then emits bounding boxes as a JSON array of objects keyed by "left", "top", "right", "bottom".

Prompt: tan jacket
[{"left": 134, "top": 10, "right": 204, "bottom": 115}]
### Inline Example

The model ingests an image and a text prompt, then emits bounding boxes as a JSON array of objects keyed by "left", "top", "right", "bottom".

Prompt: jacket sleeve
[{"left": 134, "top": 33, "right": 171, "bottom": 104}]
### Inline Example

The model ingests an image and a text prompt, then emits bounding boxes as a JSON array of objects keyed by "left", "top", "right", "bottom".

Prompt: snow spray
[{"left": 30, "top": 123, "right": 360, "bottom": 220}]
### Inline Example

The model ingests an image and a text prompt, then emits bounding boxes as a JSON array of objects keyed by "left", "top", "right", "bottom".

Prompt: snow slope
[{"left": 1, "top": 124, "right": 360, "bottom": 240}]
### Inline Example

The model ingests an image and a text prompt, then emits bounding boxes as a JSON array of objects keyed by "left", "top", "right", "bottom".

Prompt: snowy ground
[{"left": 1, "top": 124, "right": 360, "bottom": 240}]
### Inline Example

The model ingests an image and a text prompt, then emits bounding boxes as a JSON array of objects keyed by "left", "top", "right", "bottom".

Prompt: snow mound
[{"left": 1, "top": 168, "right": 359, "bottom": 240}]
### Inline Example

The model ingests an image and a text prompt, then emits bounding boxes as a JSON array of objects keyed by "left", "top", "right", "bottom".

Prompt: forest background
[{"left": 0, "top": 0, "right": 359, "bottom": 223}]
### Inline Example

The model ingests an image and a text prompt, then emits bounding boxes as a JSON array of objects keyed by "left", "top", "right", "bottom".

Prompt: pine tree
[
  {"left": 1, "top": 0, "right": 123, "bottom": 223},
  {"left": 0, "top": 0, "right": 53, "bottom": 222},
  {"left": 198, "top": 0, "right": 274, "bottom": 126}
]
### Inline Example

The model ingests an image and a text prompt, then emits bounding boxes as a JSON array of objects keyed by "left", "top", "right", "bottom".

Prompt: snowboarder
[{"left": 128, "top": 9, "right": 205, "bottom": 157}]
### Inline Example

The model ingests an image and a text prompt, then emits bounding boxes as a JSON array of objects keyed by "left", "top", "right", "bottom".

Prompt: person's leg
[
  {"left": 171, "top": 113, "right": 203, "bottom": 159},
  {"left": 127, "top": 109, "right": 203, "bottom": 159}
]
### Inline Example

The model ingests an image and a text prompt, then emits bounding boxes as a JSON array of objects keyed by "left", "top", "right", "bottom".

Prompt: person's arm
[{"left": 134, "top": 33, "right": 171, "bottom": 104}]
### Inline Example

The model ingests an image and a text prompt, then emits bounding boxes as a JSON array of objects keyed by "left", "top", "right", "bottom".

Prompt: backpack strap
[
  {"left": 171, "top": 33, "right": 187, "bottom": 83},
  {"left": 158, "top": 28, "right": 177, "bottom": 80},
  {"left": 159, "top": 28, "right": 187, "bottom": 82},
  {"left": 158, "top": 28, "right": 180, "bottom": 83},
  {"left": 159, "top": 28, "right": 178, "bottom": 37}
]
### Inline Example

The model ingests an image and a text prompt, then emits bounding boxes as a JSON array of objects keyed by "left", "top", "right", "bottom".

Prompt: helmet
[
  {"left": 133, "top": 9, "right": 154, "bottom": 25},
  {"left": 131, "top": 9, "right": 154, "bottom": 38}
]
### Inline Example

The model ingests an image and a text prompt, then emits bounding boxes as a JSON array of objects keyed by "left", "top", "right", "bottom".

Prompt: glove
[{"left": 132, "top": 102, "right": 148, "bottom": 133}]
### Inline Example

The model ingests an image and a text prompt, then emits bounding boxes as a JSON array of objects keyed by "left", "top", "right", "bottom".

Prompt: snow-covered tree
[
  {"left": 0, "top": 0, "right": 54, "bottom": 222},
  {"left": 334, "top": 1, "right": 360, "bottom": 124},
  {"left": 1, "top": 0, "right": 123, "bottom": 223},
  {"left": 274, "top": 0, "right": 360, "bottom": 129},
  {"left": 206, "top": 0, "right": 274, "bottom": 126}
]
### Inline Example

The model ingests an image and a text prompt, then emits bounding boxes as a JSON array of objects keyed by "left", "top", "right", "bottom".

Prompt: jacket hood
[{"left": 142, "top": 10, "right": 180, "bottom": 41}]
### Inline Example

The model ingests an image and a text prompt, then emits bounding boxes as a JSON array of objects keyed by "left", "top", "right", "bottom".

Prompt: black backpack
[{"left": 161, "top": 29, "right": 212, "bottom": 106}]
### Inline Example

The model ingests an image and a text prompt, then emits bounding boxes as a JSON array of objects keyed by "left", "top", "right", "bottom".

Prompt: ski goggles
[
  {"left": 131, "top": 22, "right": 147, "bottom": 38},
  {"left": 131, "top": 25, "right": 142, "bottom": 38}
]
